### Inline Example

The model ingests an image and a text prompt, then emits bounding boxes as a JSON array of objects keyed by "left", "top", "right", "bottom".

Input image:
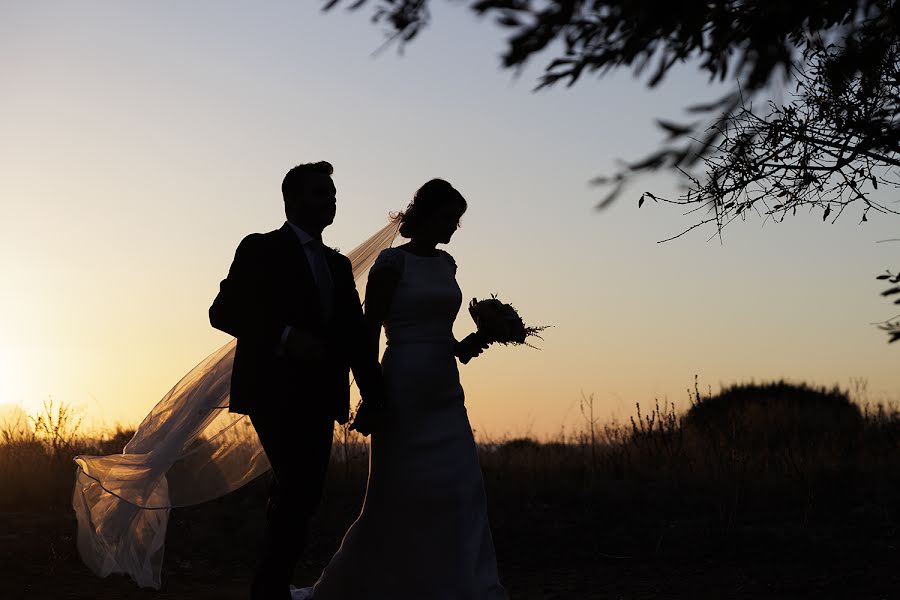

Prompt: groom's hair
[
  {"left": 396, "top": 179, "right": 467, "bottom": 238},
  {"left": 282, "top": 161, "right": 334, "bottom": 205}
]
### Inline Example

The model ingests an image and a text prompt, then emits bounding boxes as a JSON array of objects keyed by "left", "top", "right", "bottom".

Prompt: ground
[{"left": 4, "top": 472, "right": 898, "bottom": 599}]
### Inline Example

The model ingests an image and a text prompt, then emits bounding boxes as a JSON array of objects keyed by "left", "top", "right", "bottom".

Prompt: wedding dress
[
  {"left": 292, "top": 247, "right": 507, "bottom": 599},
  {"left": 72, "top": 221, "right": 399, "bottom": 589}
]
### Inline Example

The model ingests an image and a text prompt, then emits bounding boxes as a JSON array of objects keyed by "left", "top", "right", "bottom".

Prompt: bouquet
[{"left": 460, "top": 295, "right": 549, "bottom": 363}]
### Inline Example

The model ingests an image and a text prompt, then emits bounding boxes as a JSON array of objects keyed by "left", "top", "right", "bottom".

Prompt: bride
[
  {"left": 72, "top": 179, "right": 507, "bottom": 599},
  {"left": 294, "top": 179, "right": 507, "bottom": 599}
]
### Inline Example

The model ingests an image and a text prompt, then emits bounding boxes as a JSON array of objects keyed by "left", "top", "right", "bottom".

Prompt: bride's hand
[{"left": 457, "top": 332, "right": 491, "bottom": 364}]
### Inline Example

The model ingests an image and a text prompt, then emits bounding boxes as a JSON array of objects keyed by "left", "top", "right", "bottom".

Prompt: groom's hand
[{"left": 349, "top": 401, "right": 384, "bottom": 436}]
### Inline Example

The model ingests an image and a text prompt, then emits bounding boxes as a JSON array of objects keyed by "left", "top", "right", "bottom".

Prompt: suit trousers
[{"left": 249, "top": 406, "right": 334, "bottom": 600}]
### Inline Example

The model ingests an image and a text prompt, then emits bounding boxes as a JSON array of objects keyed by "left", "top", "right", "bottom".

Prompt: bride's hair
[{"left": 393, "top": 179, "right": 467, "bottom": 238}]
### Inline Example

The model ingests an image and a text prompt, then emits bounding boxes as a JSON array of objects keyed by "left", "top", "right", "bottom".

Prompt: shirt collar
[{"left": 286, "top": 221, "right": 317, "bottom": 246}]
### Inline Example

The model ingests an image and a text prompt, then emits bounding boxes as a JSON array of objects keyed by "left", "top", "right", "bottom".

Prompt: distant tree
[{"left": 325, "top": 0, "right": 900, "bottom": 339}]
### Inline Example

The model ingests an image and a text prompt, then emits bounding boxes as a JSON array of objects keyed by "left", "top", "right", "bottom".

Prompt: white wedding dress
[{"left": 292, "top": 247, "right": 508, "bottom": 599}]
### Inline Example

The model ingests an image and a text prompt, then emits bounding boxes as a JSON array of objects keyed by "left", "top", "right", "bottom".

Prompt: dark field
[{"left": 3, "top": 381, "right": 900, "bottom": 599}]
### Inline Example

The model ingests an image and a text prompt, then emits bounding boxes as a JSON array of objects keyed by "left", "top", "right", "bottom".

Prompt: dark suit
[{"left": 209, "top": 222, "right": 383, "bottom": 599}]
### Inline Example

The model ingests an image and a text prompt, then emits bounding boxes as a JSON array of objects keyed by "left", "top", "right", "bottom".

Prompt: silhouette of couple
[{"left": 210, "top": 162, "right": 507, "bottom": 599}]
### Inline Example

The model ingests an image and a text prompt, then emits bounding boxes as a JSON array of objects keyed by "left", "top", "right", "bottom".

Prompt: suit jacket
[{"left": 209, "top": 223, "right": 384, "bottom": 422}]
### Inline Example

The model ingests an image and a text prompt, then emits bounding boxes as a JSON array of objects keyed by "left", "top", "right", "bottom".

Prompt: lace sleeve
[
  {"left": 370, "top": 247, "right": 404, "bottom": 277},
  {"left": 439, "top": 250, "right": 457, "bottom": 274}
]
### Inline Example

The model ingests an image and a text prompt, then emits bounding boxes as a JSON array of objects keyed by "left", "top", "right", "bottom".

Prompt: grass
[{"left": 3, "top": 379, "right": 900, "bottom": 598}]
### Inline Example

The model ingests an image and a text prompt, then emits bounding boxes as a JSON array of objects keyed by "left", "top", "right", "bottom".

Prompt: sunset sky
[{"left": 2, "top": 1, "right": 898, "bottom": 438}]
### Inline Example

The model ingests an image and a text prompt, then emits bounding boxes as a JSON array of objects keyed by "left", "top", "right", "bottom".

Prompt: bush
[{"left": 683, "top": 380, "right": 863, "bottom": 453}]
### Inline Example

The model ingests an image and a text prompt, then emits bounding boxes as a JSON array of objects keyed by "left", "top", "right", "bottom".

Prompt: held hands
[
  {"left": 287, "top": 326, "right": 384, "bottom": 436},
  {"left": 349, "top": 400, "right": 385, "bottom": 436},
  {"left": 457, "top": 331, "right": 491, "bottom": 364}
]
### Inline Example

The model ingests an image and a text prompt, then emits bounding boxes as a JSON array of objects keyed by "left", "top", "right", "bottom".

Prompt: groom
[{"left": 209, "top": 161, "right": 386, "bottom": 600}]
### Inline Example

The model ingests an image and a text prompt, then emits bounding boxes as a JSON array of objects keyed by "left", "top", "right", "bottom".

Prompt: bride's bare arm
[{"left": 363, "top": 266, "right": 400, "bottom": 360}]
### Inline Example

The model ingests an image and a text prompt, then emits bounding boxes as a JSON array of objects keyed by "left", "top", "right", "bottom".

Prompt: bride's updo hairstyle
[{"left": 394, "top": 179, "right": 467, "bottom": 239}]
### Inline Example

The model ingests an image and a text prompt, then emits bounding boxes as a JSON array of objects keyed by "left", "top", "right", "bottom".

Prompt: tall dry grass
[
  {"left": 3, "top": 379, "right": 899, "bottom": 542},
  {"left": 477, "top": 378, "right": 900, "bottom": 547},
  {"left": 0, "top": 398, "right": 135, "bottom": 511}
]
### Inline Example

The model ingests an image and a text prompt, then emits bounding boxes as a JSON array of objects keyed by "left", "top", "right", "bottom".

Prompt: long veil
[{"left": 72, "top": 220, "right": 399, "bottom": 589}]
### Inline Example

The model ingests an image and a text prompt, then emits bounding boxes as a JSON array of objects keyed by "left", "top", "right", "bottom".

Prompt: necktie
[{"left": 309, "top": 239, "right": 334, "bottom": 322}]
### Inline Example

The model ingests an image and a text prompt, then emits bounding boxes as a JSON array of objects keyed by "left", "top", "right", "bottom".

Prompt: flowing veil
[{"left": 73, "top": 221, "right": 399, "bottom": 589}]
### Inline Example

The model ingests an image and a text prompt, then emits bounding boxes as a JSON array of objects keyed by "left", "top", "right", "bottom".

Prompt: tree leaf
[{"left": 656, "top": 119, "right": 695, "bottom": 139}]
